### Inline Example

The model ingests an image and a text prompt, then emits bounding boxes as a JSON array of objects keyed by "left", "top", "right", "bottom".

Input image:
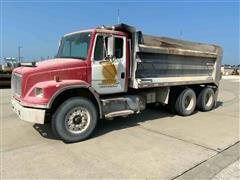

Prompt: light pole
[
  {"left": 180, "top": 30, "right": 183, "bottom": 39},
  {"left": 18, "top": 46, "right": 22, "bottom": 63}
]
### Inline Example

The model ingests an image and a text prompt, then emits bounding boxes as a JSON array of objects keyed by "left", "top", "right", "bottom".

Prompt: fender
[{"left": 47, "top": 84, "right": 102, "bottom": 118}]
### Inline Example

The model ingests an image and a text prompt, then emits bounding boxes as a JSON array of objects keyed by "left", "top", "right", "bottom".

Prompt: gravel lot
[{"left": 1, "top": 77, "right": 239, "bottom": 179}]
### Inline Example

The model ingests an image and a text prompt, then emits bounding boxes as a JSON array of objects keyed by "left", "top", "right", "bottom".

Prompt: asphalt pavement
[{"left": 1, "top": 76, "right": 239, "bottom": 179}]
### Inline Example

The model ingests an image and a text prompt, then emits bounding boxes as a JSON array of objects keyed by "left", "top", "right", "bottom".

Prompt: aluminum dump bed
[{"left": 130, "top": 33, "right": 222, "bottom": 89}]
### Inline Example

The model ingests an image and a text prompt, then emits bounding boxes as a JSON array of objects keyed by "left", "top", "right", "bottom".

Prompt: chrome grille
[{"left": 11, "top": 73, "right": 22, "bottom": 96}]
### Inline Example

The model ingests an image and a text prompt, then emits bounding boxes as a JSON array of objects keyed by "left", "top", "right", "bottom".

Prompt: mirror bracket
[{"left": 106, "top": 36, "right": 115, "bottom": 57}]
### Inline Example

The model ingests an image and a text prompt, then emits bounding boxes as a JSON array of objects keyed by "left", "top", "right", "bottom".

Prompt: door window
[
  {"left": 94, "top": 35, "right": 104, "bottom": 60},
  {"left": 93, "top": 35, "right": 124, "bottom": 61},
  {"left": 114, "top": 37, "right": 124, "bottom": 59}
]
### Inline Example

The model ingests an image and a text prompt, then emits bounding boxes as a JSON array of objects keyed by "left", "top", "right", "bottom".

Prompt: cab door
[{"left": 91, "top": 34, "right": 127, "bottom": 94}]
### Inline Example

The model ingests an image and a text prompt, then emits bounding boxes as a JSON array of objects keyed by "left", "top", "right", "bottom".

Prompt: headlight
[{"left": 35, "top": 87, "right": 43, "bottom": 98}]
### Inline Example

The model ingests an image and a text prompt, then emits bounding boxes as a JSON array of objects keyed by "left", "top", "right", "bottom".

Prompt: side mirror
[{"left": 107, "top": 36, "right": 114, "bottom": 57}]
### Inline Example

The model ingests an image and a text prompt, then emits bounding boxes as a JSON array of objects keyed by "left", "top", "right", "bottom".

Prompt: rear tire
[
  {"left": 52, "top": 97, "right": 98, "bottom": 143},
  {"left": 197, "top": 87, "right": 215, "bottom": 111},
  {"left": 175, "top": 88, "right": 196, "bottom": 116}
]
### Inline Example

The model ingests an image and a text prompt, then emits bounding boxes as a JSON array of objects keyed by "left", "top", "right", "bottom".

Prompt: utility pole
[
  {"left": 180, "top": 30, "right": 183, "bottom": 39},
  {"left": 18, "top": 46, "right": 22, "bottom": 63},
  {"left": 117, "top": 9, "right": 120, "bottom": 24}
]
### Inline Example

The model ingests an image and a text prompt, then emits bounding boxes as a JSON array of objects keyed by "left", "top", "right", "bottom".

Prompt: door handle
[{"left": 121, "top": 72, "right": 125, "bottom": 79}]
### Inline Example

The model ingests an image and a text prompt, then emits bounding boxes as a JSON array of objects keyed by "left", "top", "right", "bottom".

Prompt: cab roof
[{"left": 63, "top": 23, "right": 134, "bottom": 37}]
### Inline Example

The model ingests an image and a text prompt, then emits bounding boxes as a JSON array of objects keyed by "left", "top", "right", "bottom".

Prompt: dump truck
[{"left": 11, "top": 24, "right": 222, "bottom": 142}]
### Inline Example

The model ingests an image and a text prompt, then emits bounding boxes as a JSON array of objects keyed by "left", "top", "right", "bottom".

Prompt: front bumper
[{"left": 11, "top": 98, "right": 46, "bottom": 124}]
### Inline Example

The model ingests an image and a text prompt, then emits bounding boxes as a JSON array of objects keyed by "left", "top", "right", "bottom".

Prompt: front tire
[
  {"left": 52, "top": 97, "right": 98, "bottom": 143},
  {"left": 175, "top": 88, "right": 196, "bottom": 116},
  {"left": 197, "top": 87, "right": 215, "bottom": 111}
]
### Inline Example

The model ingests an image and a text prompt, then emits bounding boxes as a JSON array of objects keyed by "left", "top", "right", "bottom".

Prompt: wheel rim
[
  {"left": 65, "top": 107, "right": 91, "bottom": 134},
  {"left": 184, "top": 95, "right": 194, "bottom": 111},
  {"left": 205, "top": 92, "right": 214, "bottom": 107}
]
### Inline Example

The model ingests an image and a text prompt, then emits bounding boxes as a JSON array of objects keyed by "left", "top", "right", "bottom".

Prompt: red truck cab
[{"left": 11, "top": 26, "right": 130, "bottom": 142}]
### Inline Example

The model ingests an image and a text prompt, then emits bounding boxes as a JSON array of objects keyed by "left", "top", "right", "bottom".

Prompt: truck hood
[
  {"left": 14, "top": 58, "right": 86, "bottom": 75},
  {"left": 13, "top": 58, "right": 88, "bottom": 98}
]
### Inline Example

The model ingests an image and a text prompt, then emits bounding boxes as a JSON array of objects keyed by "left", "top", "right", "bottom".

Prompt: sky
[{"left": 1, "top": 0, "right": 239, "bottom": 65}]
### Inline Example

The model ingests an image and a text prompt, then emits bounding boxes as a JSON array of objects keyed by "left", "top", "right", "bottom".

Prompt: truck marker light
[{"left": 54, "top": 75, "right": 60, "bottom": 82}]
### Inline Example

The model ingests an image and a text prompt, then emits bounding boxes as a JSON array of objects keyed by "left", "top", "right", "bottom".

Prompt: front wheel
[{"left": 52, "top": 97, "right": 98, "bottom": 143}]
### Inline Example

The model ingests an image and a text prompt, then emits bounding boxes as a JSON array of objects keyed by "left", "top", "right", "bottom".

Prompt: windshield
[{"left": 57, "top": 32, "right": 92, "bottom": 60}]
